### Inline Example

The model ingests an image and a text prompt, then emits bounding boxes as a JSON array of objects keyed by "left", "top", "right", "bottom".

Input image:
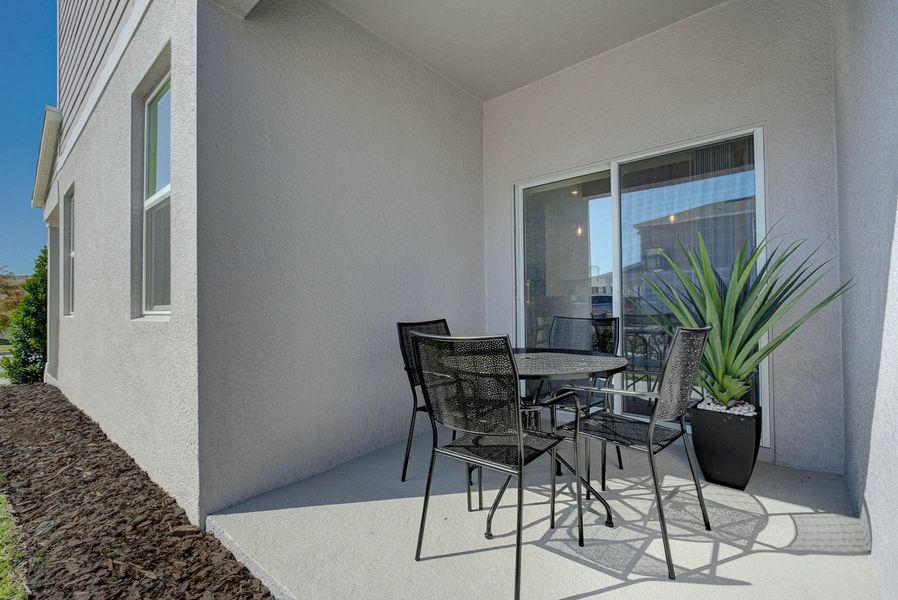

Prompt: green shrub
[{"left": 1, "top": 247, "right": 48, "bottom": 384}]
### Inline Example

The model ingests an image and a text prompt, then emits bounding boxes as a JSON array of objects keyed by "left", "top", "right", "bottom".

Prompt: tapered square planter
[{"left": 689, "top": 405, "right": 762, "bottom": 490}]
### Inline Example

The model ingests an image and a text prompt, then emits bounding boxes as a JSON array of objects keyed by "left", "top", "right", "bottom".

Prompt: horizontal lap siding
[{"left": 57, "top": 0, "right": 134, "bottom": 147}]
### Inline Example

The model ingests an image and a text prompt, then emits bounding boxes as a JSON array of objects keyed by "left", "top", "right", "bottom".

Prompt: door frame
[{"left": 513, "top": 125, "right": 770, "bottom": 448}]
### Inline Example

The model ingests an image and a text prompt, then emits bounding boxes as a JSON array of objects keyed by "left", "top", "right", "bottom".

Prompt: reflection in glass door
[
  {"left": 521, "top": 170, "right": 613, "bottom": 348},
  {"left": 620, "top": 135, "right": 757, "bottom": 415}
]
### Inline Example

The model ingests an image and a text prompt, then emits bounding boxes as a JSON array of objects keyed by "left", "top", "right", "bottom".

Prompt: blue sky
[{"left": 0, "top": 1, "right": 56, "bottom": 274}]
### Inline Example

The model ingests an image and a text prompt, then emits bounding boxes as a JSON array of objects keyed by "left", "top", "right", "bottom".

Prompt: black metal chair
[
  {"left": 558, "top": 325, "right": 712, "bottom": 580},
  {"left": 397, "top": 320, "right": 483, "bottom": 510},
  {"left": 411, "top": 333, "right": 584, "bottom": 600},
  {"left": 397, "top": 319, "right": 450, "bottom": 482},
  {"left": 548, "top": 315, "right": 619, "bottom": 355},
  {"left": 547, "top": 316, "right": 625, "bottom": 477},
  {"left": 544, "top": 316, "right": 620, "bottom": 407}
]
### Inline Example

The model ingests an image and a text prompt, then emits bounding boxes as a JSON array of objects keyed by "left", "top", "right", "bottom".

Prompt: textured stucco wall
[
  {"left": 195, "top": 0, "right": 484, "bottom": 515},
  {"left": 484, "top": 0, "right": 844, "bottom": 472},
  {"left": 834, "top": 0, "right": 898, "bottom": 592},
  {"left": 42, "top": 0, "right": 201, "bottom": 521}
]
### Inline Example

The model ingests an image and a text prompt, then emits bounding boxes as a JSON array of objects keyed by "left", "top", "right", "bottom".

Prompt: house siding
[{"left": 57, "top": 0, "right": 135, "bottom": 146}]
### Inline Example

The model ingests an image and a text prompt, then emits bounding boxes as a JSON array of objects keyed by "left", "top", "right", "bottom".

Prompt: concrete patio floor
[{"left": 208, "top": 428, "right": 879, "bottom": 599}]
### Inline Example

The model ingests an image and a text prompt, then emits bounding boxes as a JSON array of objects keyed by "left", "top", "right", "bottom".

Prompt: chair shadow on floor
[{"left": 456, "top": 454, "right": 871, "bottom": 599}]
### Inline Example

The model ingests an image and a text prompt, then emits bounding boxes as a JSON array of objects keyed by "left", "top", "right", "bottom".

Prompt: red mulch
[{"left": 0, "top": 384, "right": 273, "bottom": 599}]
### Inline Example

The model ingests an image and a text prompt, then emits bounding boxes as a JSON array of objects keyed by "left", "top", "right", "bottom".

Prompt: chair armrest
[
  {"left": 533, "top": 390, "right": 582, "bottom": 439},
  {"left": 533, "top": 390, "right": 582, "bottom": 412}
]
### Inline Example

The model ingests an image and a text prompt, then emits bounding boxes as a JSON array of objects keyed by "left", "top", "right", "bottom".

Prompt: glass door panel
[
  {"left": 619, "top": 135, "right": 757, "bottom": 415},
  {"left": 522, "top": 170, "right": 612, "bottom": 348}
]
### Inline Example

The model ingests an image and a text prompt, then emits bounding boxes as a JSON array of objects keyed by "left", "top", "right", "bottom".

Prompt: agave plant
[{"left": 640, "top": 234, "right": 852, "bottom": 407}]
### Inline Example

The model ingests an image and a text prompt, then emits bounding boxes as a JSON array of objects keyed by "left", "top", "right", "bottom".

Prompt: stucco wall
[
  {"left": 483, "top": 0, "right": 844, "bottom": 472},
  {"left": 43, "top": 0, "right": 201, "bottom": 522},
  {"left": 834, "top": 0, "right": 898, "bottom": 592},
  {"left": 195, "top": 0, "right": 484, "bottom": 515}
]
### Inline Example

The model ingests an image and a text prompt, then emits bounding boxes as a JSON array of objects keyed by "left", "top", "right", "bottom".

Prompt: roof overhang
[
  {"left": 210, "top": 0, "right": 262, "bottom": 18},
  {"left": 31, "top": 106, "right": 62, "bottom": 209}
]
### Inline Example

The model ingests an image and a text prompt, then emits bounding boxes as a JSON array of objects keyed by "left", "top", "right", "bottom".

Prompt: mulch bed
[{"left": 0, "top": 384, "right": 274, "bottom": 599}]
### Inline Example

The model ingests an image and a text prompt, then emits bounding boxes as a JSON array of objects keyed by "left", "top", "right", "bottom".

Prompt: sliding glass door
[
  {"left": 619, "top": 135, "right": 758, "bottom": 415},
  {"left": 521, "top": 170, "right": 613, "bottom": 348},
  {"left": 517, "top": 130, "right": 766, "bottom": 437}
]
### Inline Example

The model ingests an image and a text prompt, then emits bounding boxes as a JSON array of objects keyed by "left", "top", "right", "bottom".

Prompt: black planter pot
[{"left": 689, "top": 404, "right": 762, "bottom": 490}]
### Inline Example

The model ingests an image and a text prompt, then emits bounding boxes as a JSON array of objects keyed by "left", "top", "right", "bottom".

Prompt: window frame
[
  {"left": 63, "top": 191, "right": 75, "bottom": 316},
  {"left": 142, "top": 74, "right": 171, "bottom": 315},
  {"left": 512, "top": 126, "right": 769, "bottom": 448}
]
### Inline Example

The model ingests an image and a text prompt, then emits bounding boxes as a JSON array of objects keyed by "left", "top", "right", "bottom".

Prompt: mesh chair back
[
  {"left": 654, "top": 326, "right": 711, "bottom": 421},
  {"left": 412, "top": 334, "right": 521, "bottom": 436},
  {"left": 398, "top": 320, "right": 450, "bottom": 387},
  {"left": 549, "top": 316, "right": 619, "bottom": 354}
]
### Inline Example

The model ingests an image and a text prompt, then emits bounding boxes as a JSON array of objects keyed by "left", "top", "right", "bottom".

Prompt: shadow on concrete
[{"left": 210, "top": 429, "right": 872, "bottom": 598}]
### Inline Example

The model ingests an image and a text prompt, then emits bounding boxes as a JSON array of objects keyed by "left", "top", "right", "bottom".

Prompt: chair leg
[
  {"left": 485, "top": 475, "right": 512, "bottom": 539},
  {"left": 549, "top": 448, "right": 557, "bottom": 528},
  {"left": 585, "top": 438, "right": 592, "bottom": 500},
  {"left": 573, "top": 439, "right": 584, "bottom": 547},
  {"left": 602, "top": 386, "right": 624, "bottom": 471},
  {"left": 514, "top": 471, "right": 524, "bottom": 600},
  {"left": 683, "top": 432, "right": 711, "bottom": 531},
  {"left": 466, "top": 465, "right": 473, "bottom": 512},
  {"left": 478, "top": 466, "right": 484, "bottom": 510},
  {"left": 415, "top": 449, "right": 437, "bottom": 561},
  {"left": 647, "top": 450, "right": 675, "bottom": 580},
  {"left": 552, "top": 406, "right": 563, "bottom": 478},
  {"left": 601, "top": 442, "right": 608, "bottom": 491},
  {"left": 401, "top": 407, "right": 417, "bottom": 482}
]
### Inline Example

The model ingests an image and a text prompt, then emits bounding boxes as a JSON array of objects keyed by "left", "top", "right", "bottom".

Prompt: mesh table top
[{"left": 513, "top": 349, "right": 628, "bottom": 380}]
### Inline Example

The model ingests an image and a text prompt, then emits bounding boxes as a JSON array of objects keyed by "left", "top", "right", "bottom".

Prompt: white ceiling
[{"left": 323, "top": 0, "right": 726, "bottom": 100}]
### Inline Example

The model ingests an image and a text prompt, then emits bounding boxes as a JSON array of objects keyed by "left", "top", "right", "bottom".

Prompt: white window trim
[
  {"left": 513, "top": 126, "right": 770, "bottom": 448},
  {"left": 142, "top": 74, "right": 172, "bottom": 316},
  {"left": 63, "top": 194, "right": 75, "bottom": 316}
]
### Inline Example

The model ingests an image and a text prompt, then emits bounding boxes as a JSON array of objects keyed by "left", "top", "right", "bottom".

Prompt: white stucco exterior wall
[
  {"left": 834, "top": 0, "right": 898, "bottom": 592},
  {"left": 43, "top": 0, "right": 201, "bottom": 522},
  {"left": 195, "top": 0, "right": 484, "bottom": 515},
  {"left": 483, "top": 0, "right": 845, "bottom": 472}
]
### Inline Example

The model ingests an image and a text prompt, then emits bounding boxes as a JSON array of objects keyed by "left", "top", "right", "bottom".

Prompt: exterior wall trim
[{"left": 31, "top": 106, "right": 62, "bottom": 208}]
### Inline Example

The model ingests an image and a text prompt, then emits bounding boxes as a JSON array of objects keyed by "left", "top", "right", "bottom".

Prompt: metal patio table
[
  {"left": 481, "top": 348, "right": 629, "bottom": 538},
  {"left": 513, "top": 347, "right": 628, "bottom": 381}
]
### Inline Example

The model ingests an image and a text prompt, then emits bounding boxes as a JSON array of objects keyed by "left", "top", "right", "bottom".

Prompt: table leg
[{"left": 555, "top": 454, "right": 614, "bottom": 528}]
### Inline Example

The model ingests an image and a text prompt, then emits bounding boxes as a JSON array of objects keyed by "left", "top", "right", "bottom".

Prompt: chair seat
[
  {"left": 561, "top": 411, "right": 682, "bottom": 454},
  {"left": 438, "top": 430, "right": 563, "bottom": 471}
]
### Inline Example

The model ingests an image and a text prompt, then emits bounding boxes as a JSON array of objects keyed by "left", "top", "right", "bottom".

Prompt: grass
[{"left": 0, "top": 493, "right": 27, "bottom": 599}]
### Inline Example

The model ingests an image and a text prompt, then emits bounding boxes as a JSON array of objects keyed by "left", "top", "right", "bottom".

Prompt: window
[
  {"left": 63, "top": 192, "right": 75, "bottom": 315},
  {"left": 143, "top": 76, "right": 171, "bottom": 313}
]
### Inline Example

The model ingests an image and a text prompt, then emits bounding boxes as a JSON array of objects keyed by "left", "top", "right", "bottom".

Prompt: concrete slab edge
[{"left": 206, "top": 517, "right": 297, "bottom": 600}]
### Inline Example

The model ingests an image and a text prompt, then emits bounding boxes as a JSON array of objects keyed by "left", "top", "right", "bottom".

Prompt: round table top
[{"left": 513, "top": 348, "right": 628, "bottom": 380}]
